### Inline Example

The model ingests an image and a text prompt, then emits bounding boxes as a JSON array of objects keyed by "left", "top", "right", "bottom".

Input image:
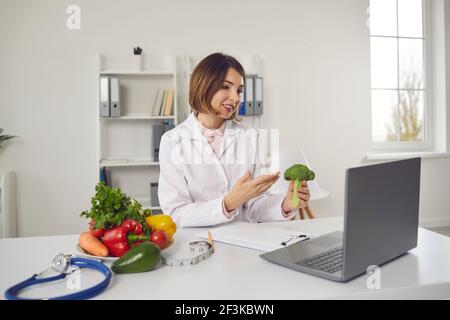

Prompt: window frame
[{"left": 370, "top": 0, "right": 433, "bottom": 152}]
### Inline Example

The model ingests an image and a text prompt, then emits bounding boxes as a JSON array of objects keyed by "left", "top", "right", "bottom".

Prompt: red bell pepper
[
  {"left": 101, "top": 220, "right": 148, "bottom": 257},
  {"left": 121, "top": 218, "right": 143, "bottom": 234}
]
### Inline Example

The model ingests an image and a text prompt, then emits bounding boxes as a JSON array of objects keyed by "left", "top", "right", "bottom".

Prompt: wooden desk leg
[
  {"left": 299, "top": 208, "right": 305, "bottom": 220},
  {"left": 304, "top": 206, "right": 315, "bottom": 219}
]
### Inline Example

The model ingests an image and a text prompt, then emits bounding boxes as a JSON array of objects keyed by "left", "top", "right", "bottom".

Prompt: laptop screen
[{"left": 342, "top": 157, "right": 421, "bottom": 280}]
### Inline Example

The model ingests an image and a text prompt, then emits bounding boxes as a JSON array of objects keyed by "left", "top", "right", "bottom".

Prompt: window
[{"left": 369, "top": 0, "right": 429, "bottom": 150}]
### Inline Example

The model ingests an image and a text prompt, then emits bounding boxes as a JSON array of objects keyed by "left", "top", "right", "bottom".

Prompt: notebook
[{"left": 196, "top": 221, "right": 314, "bottom": 252}]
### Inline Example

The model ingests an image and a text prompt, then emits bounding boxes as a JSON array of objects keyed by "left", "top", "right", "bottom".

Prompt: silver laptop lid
[{"left": 342, "top": 157, "right": 421, "bottom": 280}]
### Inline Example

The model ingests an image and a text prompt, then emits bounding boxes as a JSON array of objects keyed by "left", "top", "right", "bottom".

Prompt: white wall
[{"left": 0, "top": 0, "right": 449, "bottom": 236}]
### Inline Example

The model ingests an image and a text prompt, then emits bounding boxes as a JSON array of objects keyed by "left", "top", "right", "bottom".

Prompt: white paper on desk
[{"left": 196, "top": 221, "right": 314, "bottom": 252}]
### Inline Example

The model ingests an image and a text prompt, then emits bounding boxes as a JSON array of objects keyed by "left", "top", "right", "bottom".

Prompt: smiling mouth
[{"left": 222, "top": 104, "right": 234, "bottom": 112}]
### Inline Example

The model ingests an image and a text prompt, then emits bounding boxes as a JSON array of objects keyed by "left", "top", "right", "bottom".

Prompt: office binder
[
  {"left": 238, "top": 78, "right": 247, "bottom": 116},
  {"left": 99, "top": 167, "right": 106, "bottom": 184},
  {"left": 245, "top": 76, "right": 254, "bottom": 115},
  {"left": 152, "top": 89, "right": 163, "bottom": 116},
  {"left": 150, "top": 182, "right": 160, "bottom": 206},
  {"left": 254, "top": 76, "right": 263, "bottom": 115},
  {"left": 159, "top": 90, "right": 167, "bottom": 116},
  {"left": 110, "top": 77, "right": 121, "bottom": 117},
  {"left": 99, "top": 77, "right": 110, "bottom": 117},
  {"left": 163, "top": 88, "right": 174, "bottom": 116},
  {"left": 238, "top": 101, "right": 246, "bottom": 115},
  {"left": 152, "top": 120, "right": 175, "bottom": 161},
  {"left": 152, "top": 123, "right": 165, "bottom": 162}
]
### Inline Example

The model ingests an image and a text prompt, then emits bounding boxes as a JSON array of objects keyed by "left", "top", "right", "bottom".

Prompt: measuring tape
[{"left": 162, "top": 240, "right": 213, "bottom": 267}]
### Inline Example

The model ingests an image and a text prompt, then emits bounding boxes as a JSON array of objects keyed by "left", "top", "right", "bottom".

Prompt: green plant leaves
[{"left": 80, "top": 182, "right": 152, "bottom": 232}]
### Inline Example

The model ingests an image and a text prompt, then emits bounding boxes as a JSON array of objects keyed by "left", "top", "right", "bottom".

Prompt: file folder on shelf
[
  {"left": 159, "top": 90, "right": 167, "bottom": 116},
  {"left": 152, "top": 89, "right": 163, "bottom": 116},
  {"left": 254, "top": 76, "right": 263, "bottom": 115},
  {"left": 152, "top": 119, "right": 175, "bottom": 161},
  {"left": 110, "top": 77, "right": 121, "bottom": 117},
  {"left": 163, "top": 88, "right": 174, "bottom": 116},
  {"left": 239, "top": 76, "right": 255, "bottom": 116},
  {"left": 238, "top": 100, "right": 245, "bottom": 115},
  {"left": 150, "top": 182, "right": 160, "bottom": 207},
  {"left": 152, "top": 123, "right": 165, "bottom": 162},
  {"left": 99, "top": 77, "right": 110, "bottom": 117}
]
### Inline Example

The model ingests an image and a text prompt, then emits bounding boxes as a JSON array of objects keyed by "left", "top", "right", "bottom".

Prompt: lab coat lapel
[
  {"left": 181, "top": 113, "right": 230, "bottom": 185},
  {"left": 217, "top": 120, "right": 241, "bottom": 160}
]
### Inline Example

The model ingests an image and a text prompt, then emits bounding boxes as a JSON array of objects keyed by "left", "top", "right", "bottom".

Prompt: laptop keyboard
[{"left": 296, "top": 247, "right": 343, "bottom": 274}]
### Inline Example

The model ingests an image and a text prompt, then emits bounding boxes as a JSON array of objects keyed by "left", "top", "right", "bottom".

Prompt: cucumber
[{"left": 112, "top": 242, "right": 161, "bottom": 274}]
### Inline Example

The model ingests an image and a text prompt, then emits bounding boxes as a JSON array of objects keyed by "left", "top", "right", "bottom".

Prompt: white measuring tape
[{"left": 162, "top": 240, "right": 213, "bottom": 267}]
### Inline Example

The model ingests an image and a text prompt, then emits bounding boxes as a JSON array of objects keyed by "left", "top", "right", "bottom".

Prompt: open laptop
[{"left": 260, "top": 157, "right": 421, "bottom": 282}]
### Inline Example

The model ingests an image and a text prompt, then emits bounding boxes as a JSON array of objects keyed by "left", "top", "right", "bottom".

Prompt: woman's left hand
[{"left": 282, "top": 180, "right": 310, "bottom": 213}]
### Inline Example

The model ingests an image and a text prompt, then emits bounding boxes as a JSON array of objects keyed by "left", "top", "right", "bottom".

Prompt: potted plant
[{"left": 0, "top": 128, "right": 17, "bottom": 149}]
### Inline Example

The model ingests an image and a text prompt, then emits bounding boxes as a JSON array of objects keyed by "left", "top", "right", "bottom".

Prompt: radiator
[{"left": 0, "top": 171, "right": 17, "bottom": 238}]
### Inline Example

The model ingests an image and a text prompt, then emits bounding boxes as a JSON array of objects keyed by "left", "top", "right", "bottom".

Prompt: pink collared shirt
[{"left": 196, "top": 118, "right": 226, "bottom": 157}]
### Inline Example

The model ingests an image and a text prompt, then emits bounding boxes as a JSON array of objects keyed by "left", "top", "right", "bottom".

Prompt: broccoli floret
[{"left": 284, "top": 164, "right": 315, "bottom": 207}]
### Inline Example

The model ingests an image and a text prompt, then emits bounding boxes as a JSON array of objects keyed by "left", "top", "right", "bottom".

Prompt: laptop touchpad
[{"left": 309, "top": 236, "right": 341, "bottom": 249}]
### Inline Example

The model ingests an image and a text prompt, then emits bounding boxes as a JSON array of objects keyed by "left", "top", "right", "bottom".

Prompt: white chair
[
  {"left": 0, "top": 171, "right": 17, "bottom": 238},
  {"left": 268, "top": 148, "right": 329, "bottom": 219}
]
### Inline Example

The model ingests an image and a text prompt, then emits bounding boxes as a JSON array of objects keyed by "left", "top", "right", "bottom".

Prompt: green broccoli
[{"left": 284, "top": 164, "right": 315, "bottom": 207}]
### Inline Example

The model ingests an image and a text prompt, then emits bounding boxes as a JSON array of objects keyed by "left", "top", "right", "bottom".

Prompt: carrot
[{"left": 79, "top": 231, "right": 109, "bottom": 257}]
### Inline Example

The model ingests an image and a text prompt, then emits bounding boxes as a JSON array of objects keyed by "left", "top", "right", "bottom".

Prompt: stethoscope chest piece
[
  {"left": 51, "top": 254, "right": 70, "bottom": 274},
  {"left": 4, "top": 253, "right": 112, "bottom": 300}
]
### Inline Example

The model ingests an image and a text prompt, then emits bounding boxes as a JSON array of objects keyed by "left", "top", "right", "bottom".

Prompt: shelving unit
[
  {"left": 99, "top": 114, "right": 175, "bottom": 121},
  {"left": 100, "top": 71, "right": 175, "bottom": 76},
  {"left": 99, "top": 158, "right": 160, "bottom": 167},
  {"left": 97, "top": 54, "right": 183, "bottom": 212},
  {"left": 95, "top": 54, "right": 265, "bottom": 212}
]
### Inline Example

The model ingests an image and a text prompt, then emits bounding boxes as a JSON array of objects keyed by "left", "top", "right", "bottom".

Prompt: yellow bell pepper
[{"left": 145, "top": 214, "right": 177, "bottom": 240}]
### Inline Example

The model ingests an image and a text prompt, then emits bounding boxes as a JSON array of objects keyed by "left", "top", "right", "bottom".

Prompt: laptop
[{"left": 260, "top": 157, "right": 421, "bottom": 282}]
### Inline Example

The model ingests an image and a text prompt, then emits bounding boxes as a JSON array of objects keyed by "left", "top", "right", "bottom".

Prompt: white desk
[{"left": 1, "top": 217, "right": 450, "bottom": 300}]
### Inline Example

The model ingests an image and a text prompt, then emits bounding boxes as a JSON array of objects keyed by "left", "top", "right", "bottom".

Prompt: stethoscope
[
  {"left": 4, "top": 254, "right": 112, "bottom": 300},
  {"left": 5, "top": 241, "right": 213, "bottom": 299}
]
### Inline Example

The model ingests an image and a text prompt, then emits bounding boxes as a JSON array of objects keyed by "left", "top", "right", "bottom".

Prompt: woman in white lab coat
[{"left": 158, "top": 53, "right": 310, "bottom": 227}]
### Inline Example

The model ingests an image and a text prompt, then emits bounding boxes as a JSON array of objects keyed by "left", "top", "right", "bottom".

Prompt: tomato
[
  {"left": 150, "top": 230, "right": 169, "bottom": 249},
  {"left": 88, "top": 220, "right": 105, "bottom": 238},
  {"left": 145, "top": 214, "right": 176, "bottom": 241},
  {"left": 90, "top": 228, "right": 106, "bottom": 238}
]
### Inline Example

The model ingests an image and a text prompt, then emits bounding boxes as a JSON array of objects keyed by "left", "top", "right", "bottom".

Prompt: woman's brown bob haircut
[{"left": 189, "top": 52, "right": 245, "bottom": 121}]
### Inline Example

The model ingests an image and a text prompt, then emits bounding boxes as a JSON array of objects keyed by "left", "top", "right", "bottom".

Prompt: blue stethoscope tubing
[{"left": 5, "top": 257, "right": 112, "bottom": 300}]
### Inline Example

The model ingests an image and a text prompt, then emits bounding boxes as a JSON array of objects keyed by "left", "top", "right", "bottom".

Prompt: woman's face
[{"left": 210, "top": 68, "right": 244, "bottom": 119}]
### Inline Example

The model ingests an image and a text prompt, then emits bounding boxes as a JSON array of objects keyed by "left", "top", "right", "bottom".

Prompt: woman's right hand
[{"left": 224, "top": 170, "right": 280, "bottom": 212}]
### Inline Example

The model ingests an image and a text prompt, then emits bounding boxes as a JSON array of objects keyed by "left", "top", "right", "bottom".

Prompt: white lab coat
[{"left": 158, "top": 112, "right": 295, "bottom": 227}]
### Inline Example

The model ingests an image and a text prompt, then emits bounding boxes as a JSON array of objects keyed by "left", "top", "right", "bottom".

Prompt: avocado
[{"left": 111, "top": 242, "right": 161, "bottom": 274}]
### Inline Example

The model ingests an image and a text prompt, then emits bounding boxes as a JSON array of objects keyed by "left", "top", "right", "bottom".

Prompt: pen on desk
[
  {"left": 207, "top": 230, "right": 215, "bottom": 253},
  {"left": 281, "top": 234, "right": 309, "bottom": 246}
]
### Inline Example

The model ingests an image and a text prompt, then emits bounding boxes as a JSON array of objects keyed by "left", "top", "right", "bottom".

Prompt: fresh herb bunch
[{"left": 81, "top": 182, "right": 152, "bottom": 232}]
